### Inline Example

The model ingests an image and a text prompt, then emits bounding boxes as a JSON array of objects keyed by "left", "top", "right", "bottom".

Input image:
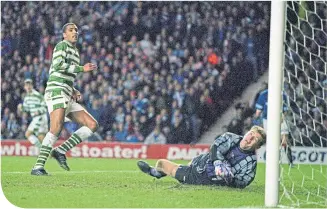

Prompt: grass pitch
[{"left": 1, "top": 156, "right": 326, "bottom": 208}]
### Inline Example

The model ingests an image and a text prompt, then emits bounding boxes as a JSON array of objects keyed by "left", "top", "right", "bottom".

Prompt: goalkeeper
[{"left": 137, "top": 126, "right": 266, "bottom": 188}]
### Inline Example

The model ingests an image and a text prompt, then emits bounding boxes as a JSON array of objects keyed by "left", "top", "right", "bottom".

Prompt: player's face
[
  {"left": 24, "top": 82, "right": 32, "bottom": 93},
  {"left": 240, "top": 130, "right": 262, "bottom": 151},
  {"left": 63, "top": 24, "right": 78, "bottom": 44}
]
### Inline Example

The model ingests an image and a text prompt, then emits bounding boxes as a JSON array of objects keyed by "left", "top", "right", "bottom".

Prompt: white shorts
[
  {"left": 44, "top": 90, "right": 85, "bottom": 120},
  {"left": 263, "top": 119, "right": 289, "bottom": 135},
  {"left": 27, "top": 114, "right": 49, "bottom": 135}
]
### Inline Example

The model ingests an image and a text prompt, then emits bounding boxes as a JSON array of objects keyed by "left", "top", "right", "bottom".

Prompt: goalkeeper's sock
[
  {"left": 150, "top": 168, "right": 167, "bottom": 178},
  {"left": 56, "top": 126, "right": 93, "bottom": 154},
  {"left": 27, "top": 135, "right": 41, "bottom": 148},
  {"left": 34, "top": 132, "right": 57, "bottom": 169}
]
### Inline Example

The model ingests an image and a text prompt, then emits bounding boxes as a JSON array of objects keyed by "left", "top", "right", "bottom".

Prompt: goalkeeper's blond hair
[{"left": 250, "top": 125, "right": 266, "bottom": 147}]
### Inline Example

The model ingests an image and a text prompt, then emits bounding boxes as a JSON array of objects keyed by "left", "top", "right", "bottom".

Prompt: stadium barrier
[{"left": 1, "top": 140, "right": 326, "bottom": 165}]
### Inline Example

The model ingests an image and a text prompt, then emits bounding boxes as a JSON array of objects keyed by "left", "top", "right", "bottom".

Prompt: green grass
[{"left": 1, "top": 156, "right": 326, "bottom": 208}]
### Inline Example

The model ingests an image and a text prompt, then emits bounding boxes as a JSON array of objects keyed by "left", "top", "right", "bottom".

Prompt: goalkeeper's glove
[{"left": 213, "top": 160, "right": 234, "bottom": 183}]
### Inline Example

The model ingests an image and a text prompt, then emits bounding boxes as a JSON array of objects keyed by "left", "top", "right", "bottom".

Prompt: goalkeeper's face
[
  {"left": 63, "top": 24, "right": 79, "bottom": 44},
  {"left": 240, "top": 130, "right": 263, "bottom": 151}
]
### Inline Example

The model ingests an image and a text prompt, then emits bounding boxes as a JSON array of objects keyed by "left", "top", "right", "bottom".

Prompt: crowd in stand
[
  {"left": 225, "top": 3, "right": 327, "bottom": 148},
  {"left": 1, "top": 1, "right": 271, "bottom": 143}
]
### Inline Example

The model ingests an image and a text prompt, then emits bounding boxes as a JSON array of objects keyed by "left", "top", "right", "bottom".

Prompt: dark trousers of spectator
[{"left": 185, "top": 114, "right": 201, "bottom": 143}]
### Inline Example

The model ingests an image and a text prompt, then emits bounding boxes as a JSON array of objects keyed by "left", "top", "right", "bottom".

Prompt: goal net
[{"left": 281, "top": 1, "right": 327, "bottom": 207}]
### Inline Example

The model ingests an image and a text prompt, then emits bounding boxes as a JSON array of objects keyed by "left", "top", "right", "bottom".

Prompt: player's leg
[
  {"left": 155, "top": 159, "right": 180, "bottom": 177},
  {"left": 37, "top": 133, "right": 45, "bottom": 142},
  {"left": 25, "top": 118, "right": 42, "bottom": 148},
  {"left": 55, "top": 105, "right": 97, "bottom": 154},
  {"left": 137, "top": 159, "right": 202, "bottom": 185},
  {"left": 36, "top": 114, "right": 48, "bottom": 143},
  {"left": 25, "top": 130, "right": 42, "bottom": 148},
  {"left": 163, "top": 159, "right": 204, "bottom": 185},
  {"left": 137, "top": 159, "right": 175, "bottom": 179},
  {"left": 282, "top": 134, "right": 293, "bottom": 165},
  {"left": 281, "top": 121, "right": 293, "bottom": 166},
  {"left": 51, "top": 103, "right": 97, "bottom": 170},
  {"left": 31, "top": 108, "right": 65, "bottom": 175}
]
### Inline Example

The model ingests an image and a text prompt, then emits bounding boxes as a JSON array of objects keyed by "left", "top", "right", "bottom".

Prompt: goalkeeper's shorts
[
  {"left": 175, "top": 155, "right": 214, "bottom": 185},
  {"left": 175, "top": 165, "right": 212, "bottom": 185}
]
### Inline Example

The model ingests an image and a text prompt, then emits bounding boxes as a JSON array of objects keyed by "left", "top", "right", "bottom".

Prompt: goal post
[
  {"left": 265, "top": 1, "right": 327, "bottom": 207},
  {"left": 264, "top": 1, "right": 286, "bottom": 207}
]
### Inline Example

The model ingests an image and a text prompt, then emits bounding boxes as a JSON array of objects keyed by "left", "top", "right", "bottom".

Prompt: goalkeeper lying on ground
[{"left": 137, "top": 125, "right": 266, "bottom": 188}]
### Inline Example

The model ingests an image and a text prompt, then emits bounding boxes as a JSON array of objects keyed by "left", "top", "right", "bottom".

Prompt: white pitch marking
[{"left": 2, "top": 170, "right": 139, "bottom": 174}]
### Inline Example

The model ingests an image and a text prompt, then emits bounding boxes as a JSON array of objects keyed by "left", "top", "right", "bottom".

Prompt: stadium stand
[{"left": 1, "top": 1, "right": 271, "bottom": 143}]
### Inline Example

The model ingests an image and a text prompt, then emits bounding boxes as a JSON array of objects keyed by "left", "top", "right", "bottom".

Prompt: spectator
[
  {"left": 1, "top": 1, "right": 275, "bottom": 144},
  {"left": 113, "top": 122, "right": 128, "bottom": 142},
  {"left": 6, "top": 113, "right": 21, "bottom": 139},
  {"left": 168, "top": 110, "right": 189, "bottom": 144},
  {"left": 144, "top": 125, "right": 167, "bottom": 144}
]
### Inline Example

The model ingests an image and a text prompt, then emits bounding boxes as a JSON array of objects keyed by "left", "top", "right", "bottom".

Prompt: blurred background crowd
[
  {"left": 1, "top": 1, "right": 270, "bottom": 143},
  {"left": 225, "top": 1, "right": 327, "bottom": 147},
  {"left": 1, "top": 1, "right": 324, "bottom": 146}
]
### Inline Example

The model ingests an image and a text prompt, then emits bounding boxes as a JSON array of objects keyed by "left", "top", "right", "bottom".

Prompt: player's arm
[
  {"left": 254, "top": 109, "right": 262, "bottom": 119},
  {"left": 254, "top": 93, "right": 264, "bottom": 119},
  {"left": 209, "top": 133, "right": 238, "bottom": 179},
  {"left": 253, "top": 93, "right": 264, "bottom": 125},
  {"left": 17, "top": 103, "right": 25, "bottom": 113},
  {"left": 52, "top": 42, "right": 97, "bottom": 73},
  {"left": 18, "top": 99, "right": 29, "bottom": 113},
  {"left": 209, "top": 133, "right": 235, "bottom": 162},
  {"left": 281, "top": 132, "right": 288, "bottom": 146},
  {"left": 280, "top": 114, "right": 289, "bottom": 146},
  {"left": 230, "top": 158, "right": 257, "bottom": 189},
  {"left": 280, "top": 92, "right": 289, "bottom": 145}
]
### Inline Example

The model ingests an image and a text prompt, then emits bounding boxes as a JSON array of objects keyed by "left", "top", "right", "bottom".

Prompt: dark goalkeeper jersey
[{"left": 201, "top": 132, "right": 257, "bottom": 188}]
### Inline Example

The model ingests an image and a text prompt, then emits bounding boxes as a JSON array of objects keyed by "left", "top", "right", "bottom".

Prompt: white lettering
[
  {"left": 15, "top": 143, "right": 27, "bottom": 156},
  {"left": 167, "top": 147, "right": 180, "bottom": 160},
  {"left": 70, "top": 147, "right": 80, "bottom": 157},
  {"left": 114, "top": 146, "right": 121, "bottom": 158},
  {"left": 121, "top": 148, "right": 133, "bottom": 158},
  {"left": 141, "top": 146, "right": 147, "bottom": 158},
  {"left": 68, "top": 145, "right": 148, "bottom": 159},
  {"left": 1, "top": 145, "right": 15, "bottom": 156},
  {"left": 89, "top": 147, "right": 101, "bottom": 158},
  {"left": 133, "top": 147, "right": 142, "bottom": 158},
  {"left": 101, "top": 148, "right": 114, "bottom": 158},
  {"left": 82, "top": 145, "right": 89, "bottom": 157},
  {"left": 167, "top": 147, "right": 209, "bottom": 160}
]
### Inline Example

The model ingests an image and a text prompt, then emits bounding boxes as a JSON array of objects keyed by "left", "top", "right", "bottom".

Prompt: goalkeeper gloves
[{"left": 213, "top": 160, "right": 234, "bottom": 183}]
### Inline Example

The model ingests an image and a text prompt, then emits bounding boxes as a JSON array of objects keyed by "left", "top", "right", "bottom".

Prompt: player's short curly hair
[{"left": 250, "top": 125, "right": 266, "bottom": 147}]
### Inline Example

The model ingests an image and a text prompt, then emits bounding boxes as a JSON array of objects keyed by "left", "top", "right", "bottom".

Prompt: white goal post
[
  {"left": 264, "top": 1, "right": 286, "bottom": 207},
  {"left": 265, "top": 1, "right": 327, "bottom": 207}
]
